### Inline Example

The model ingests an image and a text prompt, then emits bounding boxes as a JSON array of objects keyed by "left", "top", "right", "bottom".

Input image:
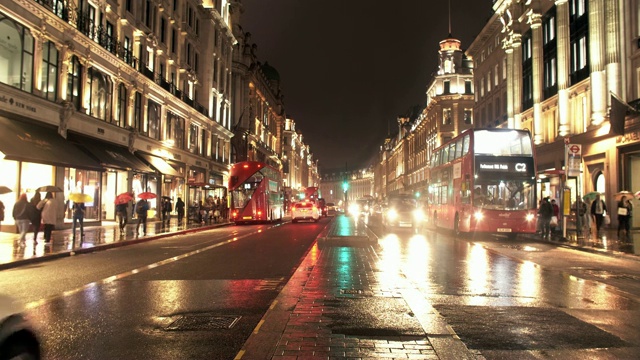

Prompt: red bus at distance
[
  {"left": 427, "top": 128, "right": 537, "bottom": 237},
  {"left": 229, "top": 161, "right": 284, "bottom": 224}
]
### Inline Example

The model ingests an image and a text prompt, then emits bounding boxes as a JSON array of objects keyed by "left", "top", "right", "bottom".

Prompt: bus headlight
[
  {"left": 474, "top": 211, "right": 484, "bottom": 220},
  {"left": 413, "top": 209, "right": 425, "bottom": 222},
  {"left": 386, "top": 209, "right": 398, "bottom": 221},
  {"left": 526, "top": 213, "right": 535, "bottom": 222}
]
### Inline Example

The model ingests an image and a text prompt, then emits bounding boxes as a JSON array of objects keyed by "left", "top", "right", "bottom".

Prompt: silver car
[{"left": 0, "top": 294, "right": 40, "bottom": 360}]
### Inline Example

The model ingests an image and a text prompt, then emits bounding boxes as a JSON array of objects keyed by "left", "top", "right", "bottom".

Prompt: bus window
[
  {"left": 448, "top": 143, "right": 456, "bottom": 162},
  {"left": 442, "top": 146, "right": 449, "bottom": 164},
  {"left": 455, "top": 139, "right": 463, "bottom": 158},
  {"left": 463, "top": 135, "right": 470, "bottom": 155}
]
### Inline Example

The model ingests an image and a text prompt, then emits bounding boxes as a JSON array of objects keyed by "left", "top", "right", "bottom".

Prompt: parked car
[
  {"left": 291, "top": 201, "right": 320, "bottom": 223},
  {"left": 0, "top": 294, "right": 41, "bottom": 360}
]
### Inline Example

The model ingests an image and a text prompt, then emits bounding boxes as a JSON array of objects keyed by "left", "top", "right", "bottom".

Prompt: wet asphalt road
[
  {"left": 366, "top": 215, "right": 640, "bottom": 359},
  {"left": 0, "top": 219, "right": 328, "bottom": 359},
  {"left": 2, "top": 213, "right": 640, "bottom": 359}
]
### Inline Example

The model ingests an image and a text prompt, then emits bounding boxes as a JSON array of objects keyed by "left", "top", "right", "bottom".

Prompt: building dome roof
[{"left": 261, "top": 62, "right": 280, "bottom": 81}]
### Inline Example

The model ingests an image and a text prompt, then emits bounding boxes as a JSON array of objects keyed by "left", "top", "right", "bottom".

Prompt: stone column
[
  {"left": 605, "top": 0, "right": 621, "bottom": 101},
  {"left": 80, "top": 55, "right": 90, "bottom": 114},
  {"left": 589, "top": 0, "right": 607, "bottom": 125},
  {"left": 127, "top": 83, "right": 136, "bottom": 129},
  {"left": 556, "top": 0, "right": 571, "bottom": 136},
  {"left": 512, "top": 33, "right": 523, "bottom": 130},
  {"left": 57, "top": 43, "right": 72, "bottom": 101},
  {"left": 505, "top": 45, "right": 515, "bottom": 128},
  {"left": 32, "top": 31, "right": 45, "bottom": 97},
  {"left": 530, "top": 12, "right": 544, "bottom": 144}
]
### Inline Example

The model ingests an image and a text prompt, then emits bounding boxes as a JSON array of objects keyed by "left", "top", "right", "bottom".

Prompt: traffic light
[
  {"left": 342, "top": 181, "right": 349, "bottom": 193},
  {"left": 415, "top": 191, "right": 420, "bottom": 198}
]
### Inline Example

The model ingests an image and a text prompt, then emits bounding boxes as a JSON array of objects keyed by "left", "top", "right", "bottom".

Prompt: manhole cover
[{"left": 165, "top": 315, "right": 241, "bottom": 331}]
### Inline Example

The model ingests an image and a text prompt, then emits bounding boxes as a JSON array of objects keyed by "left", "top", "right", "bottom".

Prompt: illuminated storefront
[{"left": 0, "top": 117, "right": 103, "bottom": 231}]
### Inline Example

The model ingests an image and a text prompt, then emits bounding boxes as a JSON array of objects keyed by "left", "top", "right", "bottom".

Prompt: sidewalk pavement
[
  {"left": 530, "top": 224, "right": 640, "bottom": 261},
  {"left": 0, "top": 217, "right": 232, "bottom": 270}
]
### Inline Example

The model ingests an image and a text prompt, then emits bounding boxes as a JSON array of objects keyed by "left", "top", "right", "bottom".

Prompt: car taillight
[
  {"left": 291, "top": 205, "right": 296, "bottom": 211},
  {"left": 257, "top": 210, "right": 262, "bottom": 217},
  {"left": 231, "top": 211, "right": 238, "bottom": 219}
]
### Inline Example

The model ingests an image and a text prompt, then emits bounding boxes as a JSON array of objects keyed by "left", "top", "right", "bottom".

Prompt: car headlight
[
  {"left": 526, "top": 213, "right": 535, "bottom": 221},
  {"left": 348, "top": 204, "right": 360, "bottom": 216},
  {"left": 386, "top": 209, "right": 399, "bottom": 221},
  {"left": 413, "top": 209, "right": 425, "bottom": 221},
  {"left": 474, "top": 211, "right": 484, "bottom": 220}
]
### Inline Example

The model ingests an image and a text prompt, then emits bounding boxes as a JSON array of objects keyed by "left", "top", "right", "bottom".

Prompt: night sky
[{"left": 239, "top": 0, "right": 494, "bottom": 172}]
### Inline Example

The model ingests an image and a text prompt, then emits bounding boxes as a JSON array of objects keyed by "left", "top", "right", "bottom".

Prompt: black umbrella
[
  {"left": 0, "top": 186, "right": 12, "bottom": 195},
  {"left": 36, "top": 185, "right": 64, "bottom": 192},
  {"left": 161, "top": 196, "right": 173, "bottom": 201}
]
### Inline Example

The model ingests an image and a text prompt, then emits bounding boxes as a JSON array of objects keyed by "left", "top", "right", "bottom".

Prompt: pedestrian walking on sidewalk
[
  {"left": 115, "top": 201, "right": 128, "bottom": 234},
  {"left": 175, "top": 197, "right": 185, "bottom": 225},
  {"left": 28, "top": 193, "right": 42, "bottom": 242},
  {"left": 590, "top": 193, "right": 607, "bottom": 239},
  {"left": 617, "top": 195, "right": 633, "bottom": 243},
  {"left": 12, "top": 194, "right": 31, "bottom": 244},
  {"left": 161, "top": 198, "right": 172, "bottom": 227},
  {"left": 538, "top": 197, "right": 553, "bottom": 240},
  {"left": 37, "top": 192, "right": 58, "bottom": 243},
  {"left": 72, "top": 202, "right": 85, "bottom": 239},
  {"left": 135, "top": 199, "right": 149, "bottom": 236}
]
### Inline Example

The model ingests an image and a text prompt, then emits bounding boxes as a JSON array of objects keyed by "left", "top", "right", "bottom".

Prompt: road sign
[{"left": 566, "top": 144, "right": 582, "bottom": 177}]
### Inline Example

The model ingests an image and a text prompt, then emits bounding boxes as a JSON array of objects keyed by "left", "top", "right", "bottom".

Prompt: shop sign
[{"left": 0, "top": 92, "right": 57, "bottom": 121}]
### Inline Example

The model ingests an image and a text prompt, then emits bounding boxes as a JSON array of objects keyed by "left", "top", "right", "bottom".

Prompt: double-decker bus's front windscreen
[
  {"left": 231, "top": 174, "right": 262, "bottom": 210},
  {"left": 473, "top": 129, "right": 536, "bottom": 212}
]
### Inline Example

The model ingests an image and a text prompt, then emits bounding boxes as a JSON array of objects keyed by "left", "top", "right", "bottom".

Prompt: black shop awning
[
  {"left": 136, "top": 153, "right": 182, "bottom": 177},
  {"left": 71, "top": 135, "right": 154, "bottom": 173},
  {"left": 0, "top": 116, "right": 102, "bottom": 171}
]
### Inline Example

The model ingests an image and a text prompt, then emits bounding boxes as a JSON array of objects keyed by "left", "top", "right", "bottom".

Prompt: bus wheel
[{"left": 454, "top": 214, "right": 461, "bottom": 237}]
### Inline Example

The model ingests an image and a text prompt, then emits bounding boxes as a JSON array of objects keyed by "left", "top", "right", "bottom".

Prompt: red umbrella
[
  {"left": 137, "top": 192, "right": 157, "bottom": 200},
  {"left": 114, "top": 192, "right": 134, "bottom": 205}
]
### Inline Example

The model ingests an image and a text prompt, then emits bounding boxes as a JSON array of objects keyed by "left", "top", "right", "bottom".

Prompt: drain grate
[
  {"left": 340, "top": 289, "right": 365, "bottom": 295},
  {"left": 165, "top": 315, "right": 241, "bottom": 331}
]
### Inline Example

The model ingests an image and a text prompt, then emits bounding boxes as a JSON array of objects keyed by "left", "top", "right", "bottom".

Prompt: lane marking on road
[{"left": 25, "top": 226, "right": 274, "bottom": 310}]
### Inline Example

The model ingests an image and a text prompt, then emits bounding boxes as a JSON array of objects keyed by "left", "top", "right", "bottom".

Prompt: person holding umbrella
[
  {"left": 115, "top": 192, "right": 133, "bottom": 235},
  {"left": 37, "top": 192, "right": 59, "bottom": 243},
  {"left": 29, "top": 193, "right": 42, "bottom": 242},
  {"left": 72, "top": 202, "right": 85, "bottom": 239},
  {"left": 135, "top": 198, "right": 150, "bottom": 236}
]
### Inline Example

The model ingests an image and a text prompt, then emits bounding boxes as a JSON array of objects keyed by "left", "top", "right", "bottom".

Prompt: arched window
[
  {"left": 115, "top": 83, "right": 127, "bottom": 127},
  {"left": 88, "top": 67, "right": 112, "bottom": 121},
  {"left": 595, "top": 171, "right": 606, "bottom": 195},
  {"left": 40, "top": 41, "right": 58, "bottom": 102},
  {"left": 67, "top": 56, "right": 82, "bottom": 110},
  {"left": 0, "top": 14, "right": 34, "bottom": 92}
]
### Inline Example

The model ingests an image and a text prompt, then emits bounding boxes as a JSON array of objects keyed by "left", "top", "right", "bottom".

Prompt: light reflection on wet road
[{"left": 367, "top": 217, "right": 640, "bottom": 357}]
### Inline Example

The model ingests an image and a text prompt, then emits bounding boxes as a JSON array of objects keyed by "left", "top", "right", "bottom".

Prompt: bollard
[{"left": 633, "top": 230, "right": 640, "bottom": 255}]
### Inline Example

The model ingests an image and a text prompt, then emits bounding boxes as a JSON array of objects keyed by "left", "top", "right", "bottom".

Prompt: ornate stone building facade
[
  {"left": 468, "top": 0, "right": 640, "bottom": 228},
  {"left": 0, "top": 0, "right": 235, "bottom": 229}
]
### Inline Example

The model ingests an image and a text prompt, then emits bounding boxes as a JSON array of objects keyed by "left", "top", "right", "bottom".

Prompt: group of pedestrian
[
  {"left": 538, "top": 192, "right": 634, "bottom": 243},
  {"left": 11, "top": 192, "right": 59, "bottom": 245}
]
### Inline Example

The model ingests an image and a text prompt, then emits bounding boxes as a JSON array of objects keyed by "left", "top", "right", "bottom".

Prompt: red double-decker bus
[
  {"left": 427, "top": 128, "right": 537, "bottom": 237},
  {"left": 229, "top": 161, "right": 284, "bottom": 224}
]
